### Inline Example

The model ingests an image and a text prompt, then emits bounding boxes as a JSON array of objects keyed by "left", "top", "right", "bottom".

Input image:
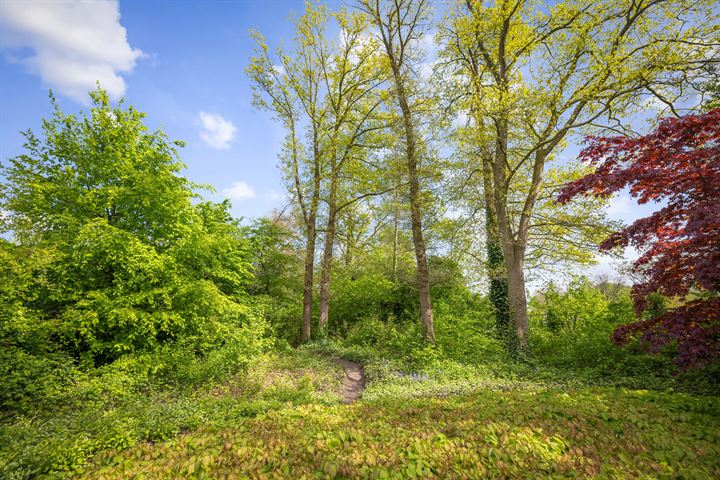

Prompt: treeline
[{"left": 246, "top": 0, "right": 718, "bottom": 353}]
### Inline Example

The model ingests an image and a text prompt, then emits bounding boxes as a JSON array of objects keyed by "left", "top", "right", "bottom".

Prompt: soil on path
[{"left": 336, "top": 358, "right": 365, "bottom": 404}]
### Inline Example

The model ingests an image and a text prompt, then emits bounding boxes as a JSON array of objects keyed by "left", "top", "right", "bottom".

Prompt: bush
[
  {"left": 528, "top": 278, "right": 719, "bottom": 393},
  {"left": 328, "top": 273, "right": 399, "bottom": 334},
  {"left": 0, "top": 348, "right": 82, "bottom": 413},
  {"left": 434, "top": 292, "right": 505, "bottom": 364}
]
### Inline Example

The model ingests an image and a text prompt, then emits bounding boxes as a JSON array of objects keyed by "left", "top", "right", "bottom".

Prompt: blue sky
[
  {"left": 1, "top": 0, "right": 348, "bottom": 221},
  {"left": 0, "top": 0, "right": 664, "bottom": 283}
]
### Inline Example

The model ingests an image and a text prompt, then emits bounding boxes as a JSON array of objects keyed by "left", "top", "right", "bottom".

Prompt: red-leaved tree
[{"left": 558, "top": 109, "right": 720, "bottom": 368}]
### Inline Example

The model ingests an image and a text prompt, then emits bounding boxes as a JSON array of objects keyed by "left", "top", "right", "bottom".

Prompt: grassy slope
[
  {"left": 0, "top": 350, "right": 344, "bottom": 479},
  {"left": 4, "top": 343, "right": 719, "bottom": 479},
  {"left": 84, "top": 386, "right": 719, "bottom": 479}
]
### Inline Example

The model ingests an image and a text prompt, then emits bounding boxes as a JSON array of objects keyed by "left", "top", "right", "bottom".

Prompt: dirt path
[{"left": 336, "top": 358, "right": 365, "bottom": 404}]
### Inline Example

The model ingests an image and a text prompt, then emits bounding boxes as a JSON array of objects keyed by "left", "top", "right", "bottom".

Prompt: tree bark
[
  {"left": 301, "top": 223, "right": 316, "bottom": 343},
  {"left": 505, "top": 245, "right": 529, "bottom": 353},
  {"left": 485, "top": 203, "right": 510, "bottom": 341},
  {"left": 318, "top": 177, "right": 338, "bottom": 334},
  {"left": 301, "top": 134, "right": 322, "bottom": 344},
  {"left": 491, "top": 114, "right": 530, "bottom": 353},
  {"left": 392, "top": 197, "right": 399, "bottom": 282},
  {"left": 396, "top": 80, "right": 435, "bottom": 344},
  {"left": 493, "top": 144, "right": 547, "bottom": 355},
  {"left": 480, "top": 150, "right": 510, "bottom": 342},
  {"left": 363, "top": 0, "right": 435, "bottom": 343}
]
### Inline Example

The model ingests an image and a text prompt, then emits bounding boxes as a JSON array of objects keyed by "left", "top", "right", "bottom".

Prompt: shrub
[{"left": 328, "top": 273, "right": 399, "bottom": 334}]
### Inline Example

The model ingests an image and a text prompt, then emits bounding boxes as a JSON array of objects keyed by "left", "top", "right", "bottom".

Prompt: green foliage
[
  {"left": 534, "top": 278, "right": 615, "bottom": 334},
  {"left": 244, "top": 217, "right": 301, "bottom": 298},
  {"left": 642, "top": 292, "right": 668, "bottom": 320},
  {"left": 0, "top": 348, "right": 81, "bottom": 414},
  {"left": 82, "top": 387, "right": 720, "bottom": 479},
  {"left": 329, "top": 289, "right": 500, "bottom": 370},
  {"left": 702, "top": 68, "right": 720, "bottom": 111},
  {"left": 0, "top": 349, "right": 341, "bottom": 479},
  {"left": 433, "top": 291, "right": 505, "bottom": 364},
  {"left": 528, "top": 278, "right": 719, "bottom": 393},
  {"left": 321, "top": 274, "right": 718, "bottom": 398},
  {"left": 0, "top": 89, "right": 267, "bottom": 414},
  {"left": 325, "top": 255, "right": 475, "bottom": 339},
  {"left": 329, "top": 272, "right": 399, "bottom": 333},
  {"left": 531, "top": 278, "right": 631, "bottom": 351},
  {"left": 1, "top": 90, "right": 192, "bottom": 246}
]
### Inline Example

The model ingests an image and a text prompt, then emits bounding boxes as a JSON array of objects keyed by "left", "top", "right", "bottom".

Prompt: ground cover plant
[
  {"left": 0, "top": 348, "right": 344, "bottom": 479},
  {"left": 84, "top": 387, "right": 720, "bottom": 479}
]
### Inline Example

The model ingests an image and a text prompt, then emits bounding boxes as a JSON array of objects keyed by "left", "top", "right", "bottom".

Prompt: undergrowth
[
  {"left": 0, "top": 348, "right": 343, "bottom": 479},
  {"left": 84, "top": 386, "right": 720, "bottom": 478}
]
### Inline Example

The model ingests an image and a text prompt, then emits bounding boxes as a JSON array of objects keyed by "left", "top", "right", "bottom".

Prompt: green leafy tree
[
  {"left": 245, "top": 215, "right": 302, "bottom": 298},
  {"left": 249, "top": 4, "right": 393, "bottom": 339},
  {"left": 440, "top": 0, "right": 718, "bottom": 353},
  {"left": 0, "top": 89, "right": 258, "bottom": 365},
  {"left": 248, "top": 12, "right": 325, "bottom": 342},
  {"left": 358, "top": 0, "right": 437, "bottom": 343}
]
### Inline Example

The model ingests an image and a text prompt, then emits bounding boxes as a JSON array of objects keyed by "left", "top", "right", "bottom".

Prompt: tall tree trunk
[
  {"left": 396, "top": 81, "right": 435, "bottom": 344},
  {"left": 485, "top": 203, "right": 510, "bottom": 341},
  {"left": 301, "top": 222, "right": 316, "bottom": 343},
  {"left": 492, "top": 115, "right": 529, "bottom": 353},
  {"left": 392, "top": 197, "right": 399, "bottom": 282},
  {"left": 482, "top": 152, "right": 510, "bottom": 342},
  {"left": 365, "top": 0, "right": 434, "bottom": 343},
  {"left": 493, "top": 143, "right": 546, "bottom": 355},
  {"left": 300, "top": 136, "right": 322, "bottom": 344},
  {"left": 506, "top": 148, "right": 549, "bottom": 353},
  {"left": 505, "top": 245, "right": 529, "bottom": 352},
  {"left": 318, "top": 177, "right": 338, "bottom": 334}
]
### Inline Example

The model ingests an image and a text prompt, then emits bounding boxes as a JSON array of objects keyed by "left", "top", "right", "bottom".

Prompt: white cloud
[
  {"left": 222, "top": 181, "right": 256, "bottom": 200},
  {"left": 198, "top": 112, "right": 236, "bottom": 149},
  {"left": 0, "top": 0, "right": 143, "bottom": 103}
]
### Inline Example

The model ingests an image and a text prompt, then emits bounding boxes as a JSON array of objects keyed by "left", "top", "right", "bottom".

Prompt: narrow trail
[{"left": 336, "top": 358, "right": 365, "bottom": 404}]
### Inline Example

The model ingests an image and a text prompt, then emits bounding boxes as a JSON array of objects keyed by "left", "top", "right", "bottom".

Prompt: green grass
[
  {"left": 0, "top": 349, "right": 343, "bottom": 479},
  {"left": 3, "top": 340, "right": 719, "bottom": 479},
  {"left": 84, "top": 387, "right": 719, "bottom": 479}
]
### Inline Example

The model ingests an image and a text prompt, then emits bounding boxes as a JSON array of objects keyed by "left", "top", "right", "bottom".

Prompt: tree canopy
[
  {"left": 559, "top": 109, "right": 720, "bottom": 367},
  {"left": 0, "top": 89, "right": 261, "bottom": 366}
]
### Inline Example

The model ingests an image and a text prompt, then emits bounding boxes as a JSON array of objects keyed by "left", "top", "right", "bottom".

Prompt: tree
[
  {"left": 443, "top": 120, "right": 617, "bottom": 341},
  {"left": 314, "top": 10, "right": 388, "bottom": 335},
  {"left": 249, "top": 4, "right": 390, "bottom": 341},
  {"left": 245, "top": 215, "right": 302, "bottom": 298},
  {"left": 440, "top": 0, "right": 718, "bottom": 352},
  {"left": 0, "top": 89, "right": 258, "bottom": 364},
  {"left": 558, "top": 109, "right": 720, "bottom": 368},
  {"left": 358, "top": 0, "right": 436, "bottom": 343},
  {"left": 248, "top": 9, "right": 327, "bottom": 343},
  {"left": 2, "top": 92, "right": 193, "bottom": 247}
]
